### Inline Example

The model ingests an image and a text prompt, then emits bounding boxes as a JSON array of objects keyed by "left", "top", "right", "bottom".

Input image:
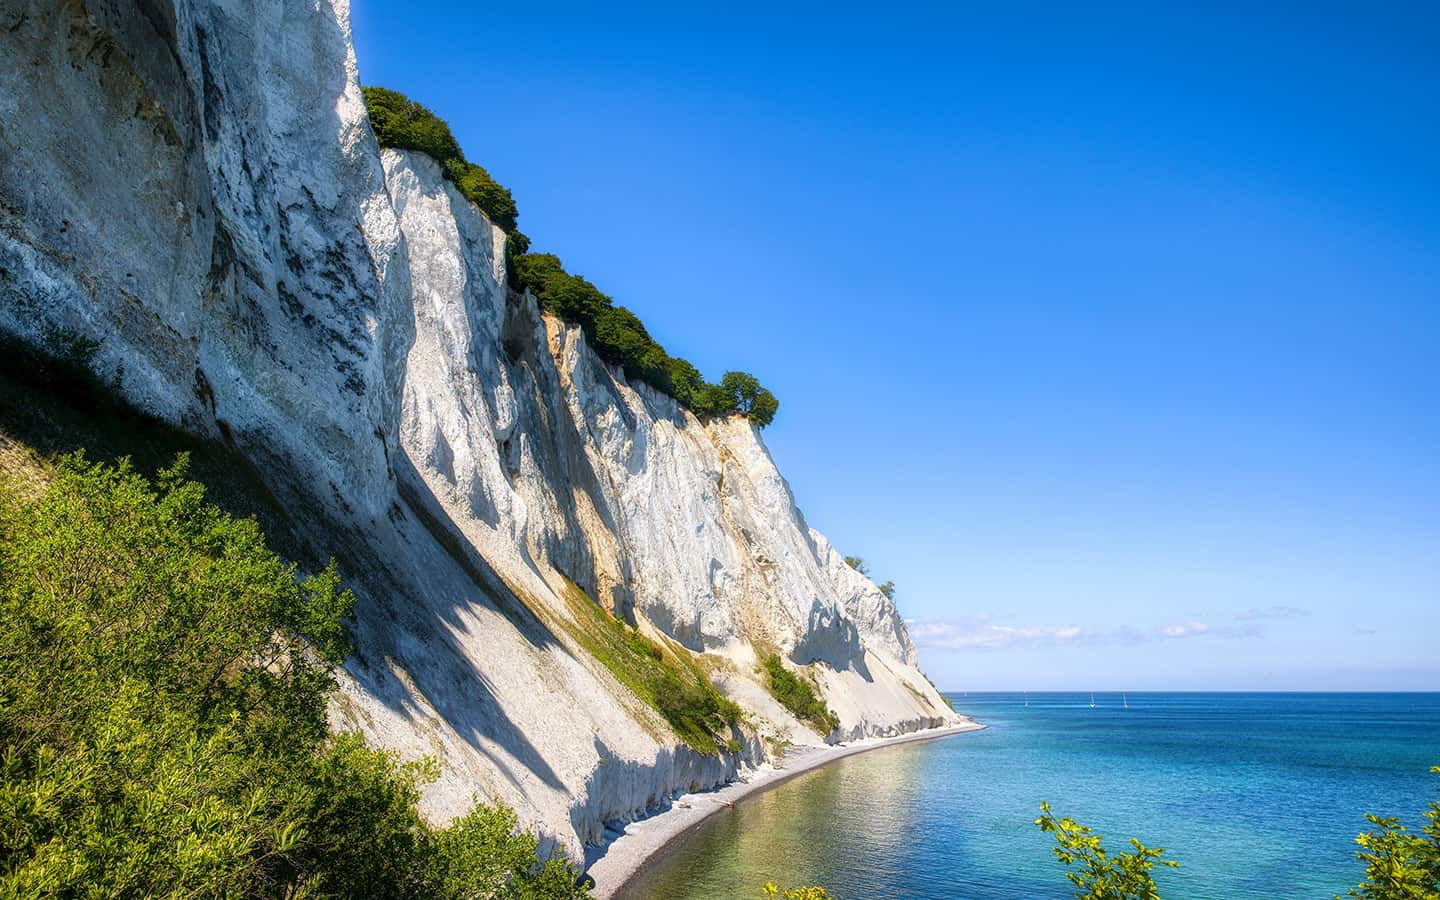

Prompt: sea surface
[{"left": 619, "top": 692, "right": 1440, "bottom": 899}]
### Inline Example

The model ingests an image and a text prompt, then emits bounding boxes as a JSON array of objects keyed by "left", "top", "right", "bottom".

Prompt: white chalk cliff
[{"left": 0, "top": 0, "right": 961, "bottom": 860}]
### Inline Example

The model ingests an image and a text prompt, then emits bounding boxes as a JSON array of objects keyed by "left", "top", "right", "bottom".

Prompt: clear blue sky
[{"left": 351, "top": 1, "right": 1439, "bottom": 691}]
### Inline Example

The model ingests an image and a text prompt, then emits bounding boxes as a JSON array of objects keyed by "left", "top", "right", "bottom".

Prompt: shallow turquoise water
[{"left": 619, "top": 693, "right": 1440, "bottom": 899}]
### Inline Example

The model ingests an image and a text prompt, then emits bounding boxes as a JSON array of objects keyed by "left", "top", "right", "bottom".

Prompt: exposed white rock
[{"left": 0, "top": 0, "right": 964, "bottom": 861}]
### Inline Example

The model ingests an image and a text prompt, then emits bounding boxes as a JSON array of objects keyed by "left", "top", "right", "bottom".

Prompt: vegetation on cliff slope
[
  {"left": 362, "top": 86, "right": 778, "bottom": 428},
  {"left": 762, "top": 655, "right": 840, "bottom": 736},
  {"left": 556, "top": 580, "right": 742, "bottom": 754},
  {"left": 0, "top": 452, "right": 589, "bottom": 898}
]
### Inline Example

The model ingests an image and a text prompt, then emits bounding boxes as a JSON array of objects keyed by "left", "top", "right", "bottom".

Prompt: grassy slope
[{"left": 548, "top": 578, "right": 742, "bottom": 755}]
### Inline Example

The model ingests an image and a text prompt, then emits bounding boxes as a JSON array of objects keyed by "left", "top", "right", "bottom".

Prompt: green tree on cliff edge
[{"left": 721, "top": 371, "right": 780, "bottom": 428}]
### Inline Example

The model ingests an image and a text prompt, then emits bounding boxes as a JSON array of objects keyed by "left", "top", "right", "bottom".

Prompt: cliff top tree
[
  {"left": 363, "top": 86, "right": 460, "bottom": 162},
  {"left": 363, "top": 86, "right": 780, "bottom": 428},
  {"left": 362, "top": 86, "right": 518, "bottom": 231},
  {"left": 721, "top": 371, "right": 780, "bottom": 428}
]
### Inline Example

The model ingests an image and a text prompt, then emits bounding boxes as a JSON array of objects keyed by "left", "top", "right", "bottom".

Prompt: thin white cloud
[
  {"left": 1235, "top": 605, "right": 1310, "bottom": 621},
  {"left": 907, "top": 617, "right": 1088, "bottom": 651},
  {"left": 910, "top": 614, "right": 1266, "bottom": 651},
  {"left": 1161, "top": 621, "right": 1209, "bottom": 639}
]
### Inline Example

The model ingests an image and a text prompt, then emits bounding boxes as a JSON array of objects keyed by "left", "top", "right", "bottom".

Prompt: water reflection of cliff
[{"left": 621, "top": 741, "right": 934, "bottom": 899}]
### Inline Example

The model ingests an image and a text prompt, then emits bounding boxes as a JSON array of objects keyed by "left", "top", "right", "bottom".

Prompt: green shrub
[
  {"left": 665, "top": 358, "right": 706, "bottom": 409},
  {"left": 1347, "top": 765, "right": 1440, "bottom": 899},
  {"left": 515, "top": 253, "right": 783, "bottom": 423},
  {"left": 762, "top": 655, "right": 840, "bottom": 736},
  {"left": 1035, "top": 803, "right": 1178, "bottom": 900},
  {"left": 530, "top": 266, "right": 611, "bottom": 327},
  {"left": 0, "top": 453, "right": 589, "bottom": 898},
  {"left": 762, "top": 884, "right": 831, "bottom": 899},
  {"left": 688, "top": 381, "right": 738, "bottom": 419}
]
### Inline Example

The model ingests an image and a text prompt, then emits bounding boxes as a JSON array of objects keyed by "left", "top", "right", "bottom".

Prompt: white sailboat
[
  {"left": 1089, "top": 692, "right": 1096, "bottom": 709},
  {"left": 1123, "top": 692, "right": 1129, "bottom": 710}
]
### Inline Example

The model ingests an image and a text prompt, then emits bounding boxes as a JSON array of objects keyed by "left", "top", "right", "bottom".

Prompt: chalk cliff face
[{"left": 0, "top": 0, "right": 960, "bottom": 857}]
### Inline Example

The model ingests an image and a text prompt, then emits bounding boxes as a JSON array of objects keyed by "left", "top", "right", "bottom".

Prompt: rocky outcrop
[{"left": 0, "top": 0, "right": 962, "bottom": 859}]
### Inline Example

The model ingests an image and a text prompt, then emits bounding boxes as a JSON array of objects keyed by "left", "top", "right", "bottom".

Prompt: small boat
[
  {"left": 1123, "top": 692, "right": 1129, "bottom": 710},
  {"left": 1090, "top": 692, "right": 1096, "bottom": 709},
  {"left": 1024, "top": 691, "right": 1029, "bottom": 708}
]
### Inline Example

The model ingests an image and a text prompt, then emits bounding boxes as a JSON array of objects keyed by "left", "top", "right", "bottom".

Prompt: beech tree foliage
[
  {"left": 363, "top": 87, "right": 781, "bottom": 427},
  {"left": 721, "top": 371, "right": 780, "bottom": 428},
  {"left": 513, "top": 253, "right": 780, "bottom": 426},
  {"left": 362, "top": 86, "right": 518, "bottom": 233}
]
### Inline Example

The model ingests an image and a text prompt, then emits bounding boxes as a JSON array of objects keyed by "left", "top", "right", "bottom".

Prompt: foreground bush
[
  {"left": 762, "top": 655, "right": 839, "bottom": 736},
  {"left": 1035, "top": 803, "right": 1178, "bottom": 900},
  {"left": 762, "top": 884, "right": 831, "bottom": 899},
  {"left": 0, "top": 453, "right": 588, "bottom": 898},
  {"left": 1037, "top": 767, "right": 1440, "bottom": 899},
  {"left": 1348, "top": 766, "right": 1440, "bottom": 899}
]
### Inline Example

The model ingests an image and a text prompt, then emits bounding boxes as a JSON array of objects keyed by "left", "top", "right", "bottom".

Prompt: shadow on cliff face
[
  {"left": 2, "top": 0, "right": 658, "bottom": 815},
  {"left": 0, "top": 340, "right": 572, "bottom": 800},
  {"left": 340, "top": 504, "right": 572, "bottom": 798},
  {"left": 576, "top": 735, "right": 740, "bottom": 864},
  {"left": 496, "top": 287, "right": 638, "bottom": 619},
  {"left": 499, "top": 290, "right": 756, "bottom": 654},
  {"left": 793, "top": 599, "right": 874, "bottom": 681}
]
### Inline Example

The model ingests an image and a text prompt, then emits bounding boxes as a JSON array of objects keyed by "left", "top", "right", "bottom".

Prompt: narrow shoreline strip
[{"left": 584, "top": 720, "right": 987, "bottom": 898}]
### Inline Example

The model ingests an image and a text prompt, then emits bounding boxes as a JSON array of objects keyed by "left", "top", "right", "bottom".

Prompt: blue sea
[{"left": 619, "top": 693, "right": 1440, "bottom": 899}]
